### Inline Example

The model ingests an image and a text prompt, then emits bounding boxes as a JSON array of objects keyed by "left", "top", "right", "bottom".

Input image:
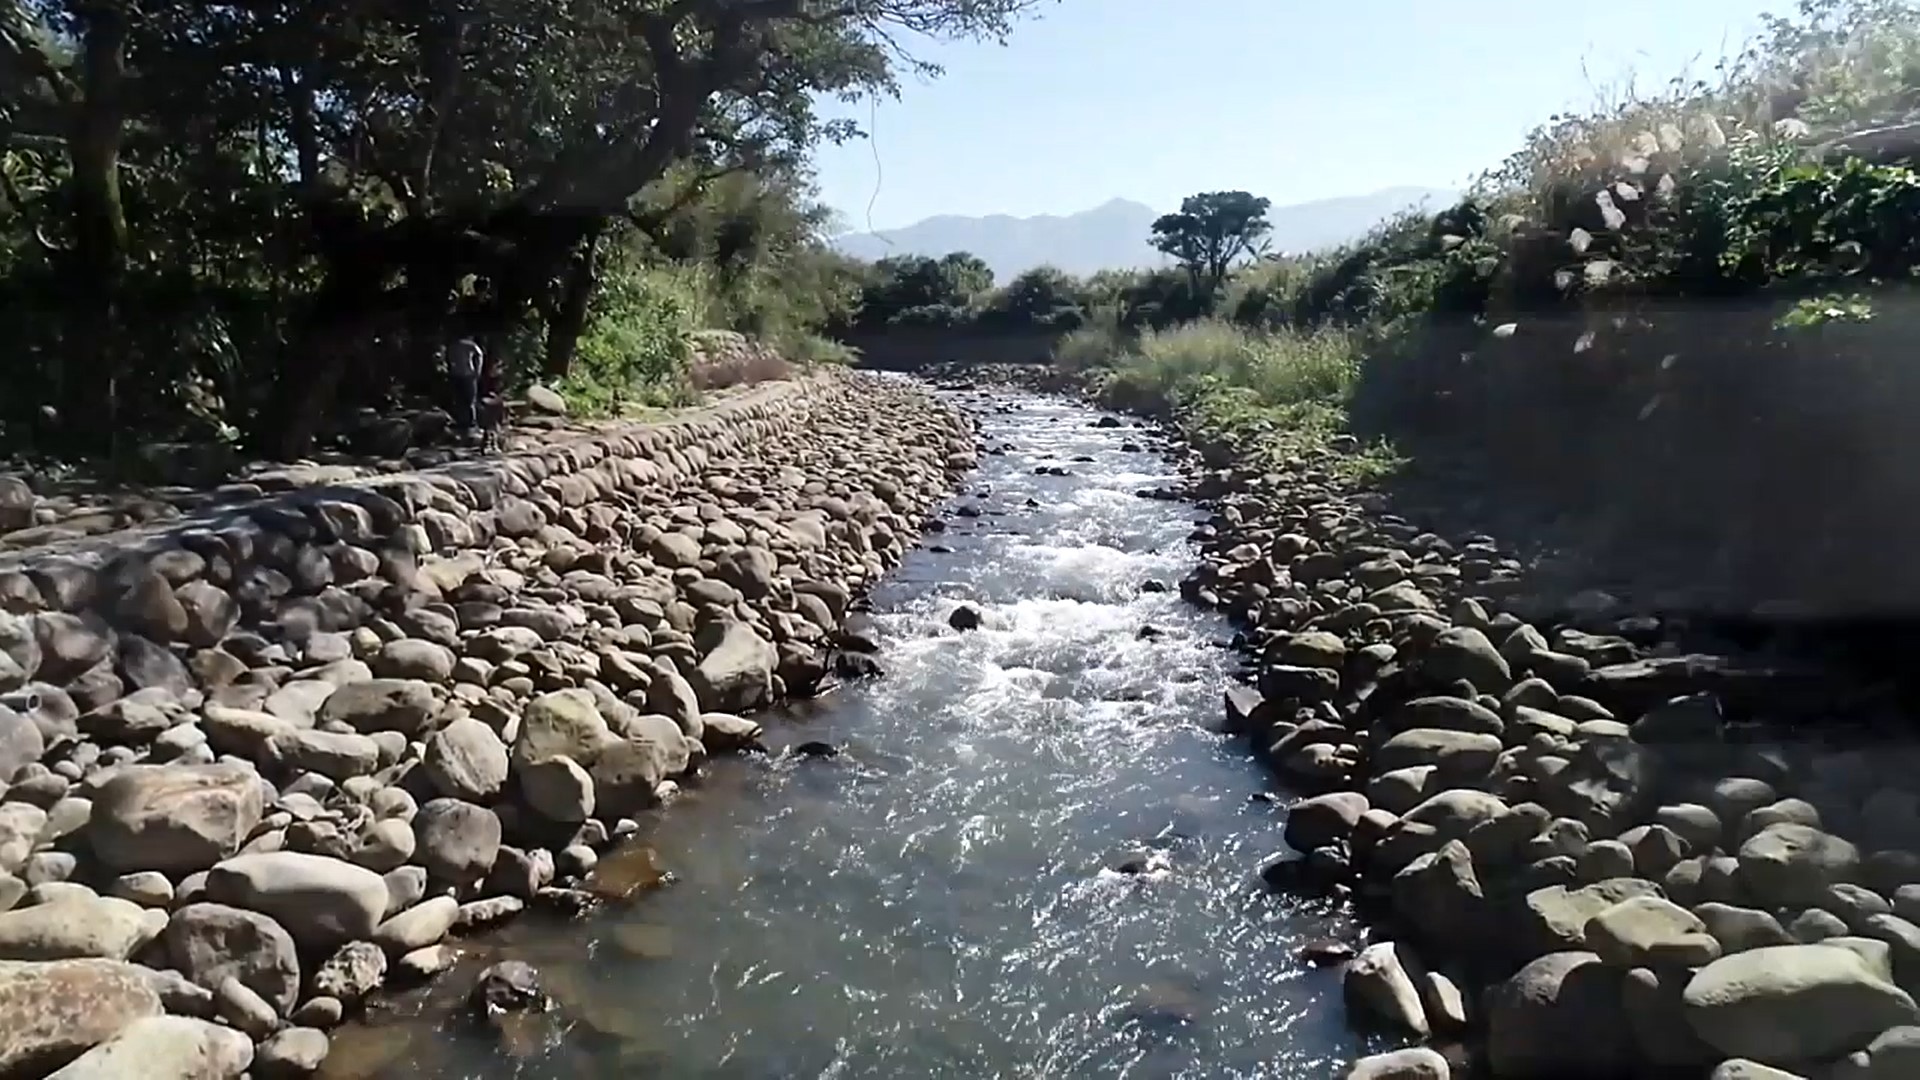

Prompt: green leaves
[
  {"left": 1774, "top": 291, "right": 1875, "bottom": 329},
  {"left": 1148, "top": 190, "right": 1273, "bottom": 300}
]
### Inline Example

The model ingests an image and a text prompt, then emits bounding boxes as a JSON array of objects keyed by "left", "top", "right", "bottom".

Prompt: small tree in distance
[{"left": 1150, "top": 191, "right": 1274, "bottom": 304}]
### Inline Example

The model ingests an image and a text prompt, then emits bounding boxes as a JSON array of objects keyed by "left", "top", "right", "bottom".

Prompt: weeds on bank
[{"left": 1061, "top": 318, "right": 1404, "bottom": 485}]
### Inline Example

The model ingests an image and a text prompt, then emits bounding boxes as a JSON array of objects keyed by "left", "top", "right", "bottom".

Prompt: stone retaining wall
[{"left": 0, "top": 369, "right": 976, "bottom": 1078}]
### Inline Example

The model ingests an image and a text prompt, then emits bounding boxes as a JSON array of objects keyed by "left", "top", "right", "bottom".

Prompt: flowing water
[{"left": 340, "top": 387, "right": 1379, "bottom": 1080}]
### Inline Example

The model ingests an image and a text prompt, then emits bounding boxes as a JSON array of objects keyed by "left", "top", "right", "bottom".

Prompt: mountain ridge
[{"left": 831, "top": 186, "right": 1461, "bottom": 281}]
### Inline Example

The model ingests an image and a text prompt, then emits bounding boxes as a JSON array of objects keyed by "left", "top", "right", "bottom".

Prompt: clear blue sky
[{"left": 810, "top": 0, "right": 1783, "bottom": 232}]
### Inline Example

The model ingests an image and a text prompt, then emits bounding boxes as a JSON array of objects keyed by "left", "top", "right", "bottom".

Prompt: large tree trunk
[
  {"left": 62, "top": 0, "right": 130, "bottom": 451},
  {"left": 266, "top": 244, "right": 389, "bottom": 460},
  {"left": 543, "top": 222, "right": 604, "bottom": 379}
]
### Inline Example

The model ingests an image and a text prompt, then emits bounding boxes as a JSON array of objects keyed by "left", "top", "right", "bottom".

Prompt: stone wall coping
[{"left": 0, "top": 374, "right": 841, "bottom": 582}]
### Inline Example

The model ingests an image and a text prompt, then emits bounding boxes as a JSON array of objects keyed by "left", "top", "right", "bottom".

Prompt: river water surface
[{"left": 334, "top": 386, "right": 1377, "bottom": 1080}]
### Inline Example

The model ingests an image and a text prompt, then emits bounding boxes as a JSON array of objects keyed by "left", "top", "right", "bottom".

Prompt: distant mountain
[{"left": 830, "top": 186, "right": 1461, "bottom": 282}]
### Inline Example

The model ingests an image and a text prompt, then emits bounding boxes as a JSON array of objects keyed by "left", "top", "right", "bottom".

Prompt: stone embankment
[
  {"left": 1173, "top": 427, "right": 1920, "bottom": 1078},
  {"left": 0, "top": 370, "right": 975, "bottom": 1078}
]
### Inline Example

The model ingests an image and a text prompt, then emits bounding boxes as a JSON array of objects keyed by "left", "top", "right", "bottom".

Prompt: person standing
[{"left": 448, "top": 333, "right": 483, "bottom": 435}]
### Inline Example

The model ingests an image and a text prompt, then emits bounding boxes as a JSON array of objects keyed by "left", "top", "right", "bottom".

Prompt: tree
[
  {"left": 0, "top": 0, "right": 1053, "bottom": 458},
  {"left": 978, "top": 264, "right": 1085, "bottom": 328},
  {"left": 854, "top": 249, "right": 994, "bottom": 327},
  {"left": 1149, "top": 190, "right": 1273, "bottom": 302}
]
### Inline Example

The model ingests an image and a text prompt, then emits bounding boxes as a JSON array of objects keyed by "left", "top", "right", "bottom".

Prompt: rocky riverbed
[
  {"left": 930, "top": 361, "right": 1920, "bottom": 1078},
  {"left": 0, "top": 370, "right": 974, "bottom": 1078},
  {"left": 1135, "top": 407, "right": 1919, "bottom": 1077}
]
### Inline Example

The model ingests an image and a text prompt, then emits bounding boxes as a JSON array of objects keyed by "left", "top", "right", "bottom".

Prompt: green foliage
[
  {"left": 1720, "top": 157, "right": 1920, "bottom": 282},
  {"left": 1051, "top": 317, "right": 1393, "bottom": 480},
  {"left": 559, "top": 261, "right": 701, "bottom": 416},
  {"left": 1149, "top": 191, "right": 1273, "bottom": 302},
  {"left": 852, "top": 251, "right": 996, "bottom": 328},
  {"left": 1052, "top": 316, "right": 1130, "bottom": 374},
  {"left": 1776, "top": 290, "right": 1877, "bottom": 327},
  {"left": 0, "top": 0, "right": 1051, "bottom": 458},
  {"left": 976, "top": 266, "right": 1087, "bottom": 329},
  {"left": 789, "top": 334, "right": 861, "bottom": 366}
]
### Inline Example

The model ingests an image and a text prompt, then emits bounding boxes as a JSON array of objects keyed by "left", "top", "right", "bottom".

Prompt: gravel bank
[{"left": 0, "top": 370, "right": 975, "bottom": 1078}]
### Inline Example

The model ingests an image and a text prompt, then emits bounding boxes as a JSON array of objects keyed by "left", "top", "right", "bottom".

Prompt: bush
[
  {"left": 1067, "top": 318, "right": 1396, "bottom": 478},
  {"left": 788, "top": 334, "right": 860, "bottom": 366},
  {"left": 1052, "top": 315, "right": 1129, "bottom": 374},
  {"left": 559, "top": 262, "right": 702, "bottom": 416},
  {"left": 1094, "top": 320, "right": 1359, "bottom": 414}
]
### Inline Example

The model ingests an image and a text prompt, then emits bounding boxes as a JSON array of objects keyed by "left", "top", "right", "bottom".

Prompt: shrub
[
  {"left": 559, "top": 262, "right": 702, "bottom": 415},
  {"left": 1051, "top": 315, "right": 1130, "bottom": 374}
]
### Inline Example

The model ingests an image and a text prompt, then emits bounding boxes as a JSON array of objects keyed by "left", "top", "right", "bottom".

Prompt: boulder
[
  {"left": 1522, "top": 878, "right": 1664, "bottom": 956},
  {"left": 1424, "top": 627, "right": 1511, "bottom": 691},
  {"left": 1374, "top": 729, "right": 1502, "bottom": 778},
  {"left": 42, "top": 1015, "right": 251, "bottom": 1079},
  {"left": 1486, "top": 951, "right": 1638, "bottom": 1077},
  {"left": 0, "top": 708, "right": 42, "bottom": 781},
  {"left": 1623, "top": 964, "right": 1717, "bottom": 1070},
  {"left": 422, "top": 718, "right": 509, "bottom": 802},
  {"left": 310, "top": 940, "right": 385, "bottom": 1004},
  {"left": 644, "top": 664, "right": 703, "bottom": 738},
  {"left": 1696, "top": 903, "right": 1795, "bottom": 955},
  {"left": 263, "top": 729, "right": 380, "bottom": 782},
  {"left": 253, "top": 1028, "right": 328, "bottom": 1078},
  {"left": 202, "top": 852, "right": 388, "bottom": 952},
  {"left": 85, "top": 763, "right": 262, "bottom": 874},
  {"left": 160, "top": 903, "right": 300, "bottom": 1015},
  {"left": 698, "top": 712, "right": 762, "bottom": 754},
  {"left": 0, "top": 958, "right": 164, "bottom": 1079},
  {"left": 1683, "top": 943, "right": 1919, "bottom": 1062},
  {"left": 1392, "top": 840, "right": 1487, "bottom": 947},
  {"left": 411, "top": 799, "right": 501, "bottom": 886},
  {"left": 1586, "top": 895, "right": 1722, "bottom": 969},
  {"left": 371, "top": 640, "right": 455, "bottom": 683},
  {"left": 1344, "top": 1047, "right": 1449, "bottom": 1080},
  {"left": 515, "top": 755, "right": 594, "bottom": 823},
  {"left": 1343, "top": 942, "right": 1429, "bottom": 1037},
  {"left": 0, "top": 897, "right": 160, "bottom": 961},
  {"left": 371, "top": 896, "right": 459, "bottom": 955},
  {"left": 1286, "top": 793, "right": 1369, "bottom": 852},
  {"left": 0, "top": 805, "right": 46, "bottom": 875},
  {"left": 689, "top": 621, "right": 776, "bottom": 712},
  {"left": 1738, "top": 824, "right": 1860, "bottom": 909},
  {"left": 515, "top": 690, "right": 615, "bottom": 766},
  {"left": 1385, "top": 695, "right": 1504, "bottom": 738},
  {"left": 589, "top": 716, "right": 691, "bottom": 818},
  {"left": 314, "top": 679, "right": 436, "bottom": 737}
]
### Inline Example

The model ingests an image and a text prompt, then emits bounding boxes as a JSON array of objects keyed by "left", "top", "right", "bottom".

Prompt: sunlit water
[{"left": 344, "top": 389, "right": 1377, "bottom": 1080}]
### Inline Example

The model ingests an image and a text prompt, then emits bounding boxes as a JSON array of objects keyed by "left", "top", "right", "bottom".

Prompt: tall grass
[
  {"left": 1068, "top": 319, "right": 1400, "bottom": 479},
  {"left": 1479, "top": 0, "right": 1920, "bottom": 219},
  {"left": 1094, "top": 321, "right": 1355, "bottom": 410}
]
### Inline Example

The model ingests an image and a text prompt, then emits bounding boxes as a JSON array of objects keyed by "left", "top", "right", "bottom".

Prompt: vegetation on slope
[{"left": 934, "top": 0, "right": 1920, "bottom": 494}]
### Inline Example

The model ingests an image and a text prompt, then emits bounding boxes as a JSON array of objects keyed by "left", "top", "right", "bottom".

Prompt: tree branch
[{"left": 1, "top": 0, "right": 77, "bottom": 107}]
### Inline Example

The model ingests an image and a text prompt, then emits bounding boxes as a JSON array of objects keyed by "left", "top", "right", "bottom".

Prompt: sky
[{"left": 811, "top": 0, "right": 1786, "bottom": 232}]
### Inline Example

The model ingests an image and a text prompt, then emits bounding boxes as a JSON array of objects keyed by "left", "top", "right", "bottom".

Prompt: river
[{"left": 329, "top": 386, "right": 1382, "bottom": 1080}]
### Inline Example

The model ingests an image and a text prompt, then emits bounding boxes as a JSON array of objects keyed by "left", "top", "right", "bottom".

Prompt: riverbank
[
  {"left": 947, "top": 360, "right": 1920, "bottom": 1079},
  {"left": 0, "top": 369, "right": 975, "bottom": 1077}
]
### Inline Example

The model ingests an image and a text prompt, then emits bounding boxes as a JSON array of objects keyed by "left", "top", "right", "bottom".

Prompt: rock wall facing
[{"left": 0, "top": 370, "right": 976, "bottom": 1078}]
